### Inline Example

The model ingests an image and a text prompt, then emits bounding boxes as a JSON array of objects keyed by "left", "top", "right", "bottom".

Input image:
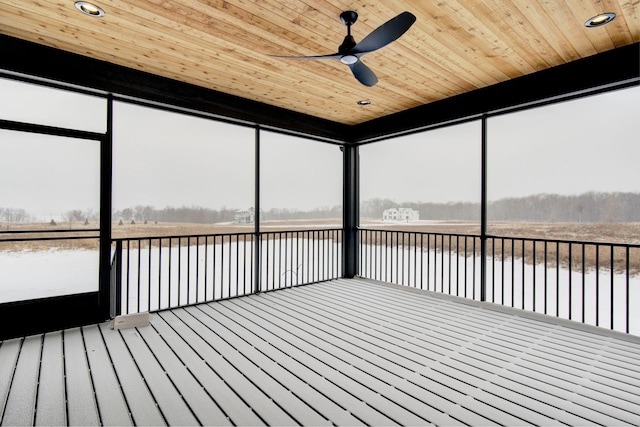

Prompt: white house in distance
[
  {"left": 234, "top": 207, "right": 262, "bottom": 224},
  {"left": 382, "top": 207, "right": 419, "bottom": 222}
]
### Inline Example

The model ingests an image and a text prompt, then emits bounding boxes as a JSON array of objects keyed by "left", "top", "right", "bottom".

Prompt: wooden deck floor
[{"left": 1, "top": 278, "right": 639, "bottom": 426}]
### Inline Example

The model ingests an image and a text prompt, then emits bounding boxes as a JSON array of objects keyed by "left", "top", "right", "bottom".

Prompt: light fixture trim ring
[
  {"left": 585, "top": 12, "right": 616, "bottom": 28},
  {"left": 75, "top": 1, "right": 105, "bottom": 17}
]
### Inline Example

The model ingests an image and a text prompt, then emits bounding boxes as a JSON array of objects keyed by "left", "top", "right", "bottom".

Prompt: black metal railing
[
  {"left": 111, "top": 228, "right": 342, "bottom": 315},
  {"left": 259, "top": 229, "right": 343, "bottom": 291},
  {"left": 358, "top": 228, "right": 640, "bottom": 335}
]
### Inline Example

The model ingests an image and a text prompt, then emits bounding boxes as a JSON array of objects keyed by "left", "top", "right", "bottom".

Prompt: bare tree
[{"left": 3, "top": 207, "right": 27, "bottom": 223}]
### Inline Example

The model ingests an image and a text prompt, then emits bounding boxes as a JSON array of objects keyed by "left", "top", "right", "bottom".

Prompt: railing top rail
[
  {"left": 357, "top": 227, "right": 479, "bottom": 239},
  {"left": 261, "top": 228, "right": 343, "bottom": 233},
  {"left": 358, "top": 227, "right": 640, "bottom": 249},
  {"left": 1, "top": 234, "right": 100, "bottom": 243},
  {"left": 486, "top": 233, "right": 640, "bottom": 249},
  {"left": 110, "top": 227, "right": 343, "bottom": 243},
  {"left": 111, "top": 231, "right": 256, "bottom": 242},
  {"left": 0, "top": 228, "right": 101, "bottom": 235}
]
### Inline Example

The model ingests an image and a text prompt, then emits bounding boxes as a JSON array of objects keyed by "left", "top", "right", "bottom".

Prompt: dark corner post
[
  {"left": 254, "top": 126, "right": 261, "bottom": 293},
  {"left": 100, "top": 94, "right": 114, "bottom": 319},
  {"left": 480, "top": 115, "right": 488, "bottom": 302},
  {"left": 343, "top": 143, "right": 359, "bottom": 278},
  {"left": 110, "top": 240, "right": 123, "bottom": 318}
]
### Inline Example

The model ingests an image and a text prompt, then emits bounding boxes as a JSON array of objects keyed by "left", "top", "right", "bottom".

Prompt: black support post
[
  {"left": 254, "top": 126, "right": 261, "bottom": 293},
  {"left": 480, "top": 115, "right": 488, "bottom": 302},
  {"left": 99, "top": 95, "right": 114, "bottom": 319},
  {"left": 343, "top": 144, "right": 359, "bottom": 278}
]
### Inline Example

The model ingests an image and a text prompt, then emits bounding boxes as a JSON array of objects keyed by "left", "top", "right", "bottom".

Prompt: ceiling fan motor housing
[{"left": 339, "top": 11, "right": 358, "bottom": 26}]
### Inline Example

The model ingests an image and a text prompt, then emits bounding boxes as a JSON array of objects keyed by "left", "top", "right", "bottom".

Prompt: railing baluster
[
  {"left": 137, "top": 239, "right": 142, "bottom": 312},
  {"left": 228, "top": 235, "right": 232, "bottom": 296},
  {"left": 168, "top": 238, "right": 172, "bottom": 308},
  {"left": 626, "top": 246, "right": 630, "bottom": 334},
  {"left": 521, "top": 239, "right": 525, "bottom": 310},
  {"left": 187, "top": 236, "right": 191, "bottom": 304},
  {"left": 212, "top": 236, "right": 217, "bottom": 300},
  {"left": 610, "top": 245, "right": 614, "bottom": 330},
  {"left": 501, "top": 238, "right": 505, "bottom": 305},
  {"left": 596, "top": 244, "right": 600, "bottom": 327},
  {"left": 581, "top": 244, "right": 586, "bottom": 323},
  {"left": 556, "top": 242, "right": 560, "bottom": 317},
  {"left": 472, "top": 236, "right": 476, "bottom": 299},
  {"left": 533, "top": 240, "right": 536, "bottom": 313},
  {"left": 511, "top": 238, "right": 515, "bottom": 308},
  {"left": 543, "top": 241, "right": 547, "bottom": 315},
  {"left": 568, "top": 243, "right": 573, "bottom": 320},
  {"left": 157, "top": 239, "right": 162, "bottom": 310},
  {"left": 448, "top": 235, "right": 452, "bottom": 294},
  {"left": 491, "top": 237, "right": 495, "bottom": 303},
  {"left": 236, "top": 235, "right": 240, "bottom": 296},
  {"left": 148, "top": 238, "right": 152, "bottom": 311},
  {"left": 441, "top": 235, "right": 444, "bottom": 293},
  {"left": 126, "top": 240, "right": 131, "bottom": 315},
  {"left": 177, "top": 237, "right": 182, "bottom": 306}
]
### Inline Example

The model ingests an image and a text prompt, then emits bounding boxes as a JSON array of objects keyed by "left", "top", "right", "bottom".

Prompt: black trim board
[
  {"left": 350, "top": 42, "right": 640, "bottom": 143},
  {"left": 0, "top": 292, "right": 104, "bottom": 341},
  {"left": 0, "top": 35, "right": 638, "bottom": 144},
  {"left": 0, "top": 34, "right": 349, "bottom": 142}
]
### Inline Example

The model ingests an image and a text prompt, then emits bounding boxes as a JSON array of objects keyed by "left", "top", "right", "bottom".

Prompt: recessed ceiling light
[
  {"left": 585, "top": 12, "right": 615, "bottom": 28},
  {"left": 75, "top": 2, "right": 105, "bottom": 17},
  {"left": 357, "top": 99, "right": 371, "bottom": 106}
]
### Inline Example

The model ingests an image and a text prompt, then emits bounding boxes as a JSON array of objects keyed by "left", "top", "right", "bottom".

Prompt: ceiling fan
[{"left": 271, "top": 11, "right": 416, "bottom": 87}]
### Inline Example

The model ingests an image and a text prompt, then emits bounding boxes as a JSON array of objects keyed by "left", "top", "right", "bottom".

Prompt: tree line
[
  {"left": 3, "top": 192, "right": 639, "bottom": 225},
  {"left": 112, "top": 204, "right": 342, "bottom": 224},
  {"left": 361, "top": 192, "right": 640, "bottom": 222}
]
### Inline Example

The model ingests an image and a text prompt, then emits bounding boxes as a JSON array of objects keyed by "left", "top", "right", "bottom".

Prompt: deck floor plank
[
  {"left": 96, "top": 324, "right": 165, "bottom": 426},
  {"left": 287, "top": 285, "right": 587, "bottom": 425},
  {"left": 35, "top": 332, "right": 65, "bottom": 426},
  {"left": 82, "top": 325, "right": 132, "bottom": 426},
  {"left": 134, "top": 319, "right": 232, "bottom": 426},
  {"left": 152, "top": 311, "right": 266, "bottom": 426},
  {"left": 211, "top": 300, "right": 401, "bottom": 426},
  {"left": 1, "top": 335, "right": 40, "bottom": 426},
  {"left": 162, "top": 308, "right": 299, "bottom": 426},
  {"left": 1, "top": 278, "right": 639, "bottom": 426},
  {"left": 313, "top": 279, "right": 640, "bottom": 425},
  {"left": 239, "top": 294, "right": 472, "bottom": 426},
  {"left": 226, "top": 301, "right": 437, "bottom": 425},
  {"left": 118, "top": 327, "right": 199, "bottom": 426},
  {"left": 0, "top": 338, "right": 22, "bottom": 424},
  {"left": 270, "top": 286, "right": 562, "bottom": 425},
  {"left": 177, "top": 305, "right": 332, "bottom": 426},
  {"left": 63, "top": 328, "right": 101, "bottom": 426},
  {"left": 190, "top": 303, "right": 364, "bottom": 426}
]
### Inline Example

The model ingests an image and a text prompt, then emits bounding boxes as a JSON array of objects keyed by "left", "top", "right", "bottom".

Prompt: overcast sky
[
  {"left": 1, "top": 77, "right": 638, "bottom": 220},
  {"left": 361, "top": 86, "right": 640, "bottom": 203}
]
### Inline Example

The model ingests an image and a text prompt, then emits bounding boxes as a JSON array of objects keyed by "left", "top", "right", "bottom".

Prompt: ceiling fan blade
[
  {"left": 350, "top": 11, "right": 416, "bottom": 54},
  {"left": 269, "top": 53, "right": 342, "bottom": 60},
  {"left": 348, "top": 60, "right": 378, "bottom": 86}
]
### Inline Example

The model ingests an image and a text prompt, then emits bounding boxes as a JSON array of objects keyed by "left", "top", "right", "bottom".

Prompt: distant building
[
  {"left": 382, "top": 207, "right": 419, "bottom": 222},
  {"left": 234, "top": 207, "right": 262, "bottom": 224}
]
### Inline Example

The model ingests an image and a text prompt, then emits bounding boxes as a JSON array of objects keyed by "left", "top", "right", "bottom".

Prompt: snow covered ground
[
  {"left": 1, "top": 240, "right": 637, "bottom": 335},
  {"left": 360, "top": 244, "right": 640, "bottom": 335},
  {"left": 0, "top": 249, "right": 99, "bottom": 303}
]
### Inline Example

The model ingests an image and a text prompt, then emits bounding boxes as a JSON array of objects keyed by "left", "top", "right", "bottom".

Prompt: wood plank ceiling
[{"left": 0, "top": 0, "right": 638, "bottom": 126}]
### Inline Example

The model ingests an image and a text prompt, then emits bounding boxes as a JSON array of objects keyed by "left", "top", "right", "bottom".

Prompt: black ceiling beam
[
  {"left": 1, "top": 34, "right": 637, "bottom": 144},
  {"left": 350, "top": 42, "right": 640, "bottom": 144},
  {"left": 0, "top": 34, "right": 350, "bottom": 142}
]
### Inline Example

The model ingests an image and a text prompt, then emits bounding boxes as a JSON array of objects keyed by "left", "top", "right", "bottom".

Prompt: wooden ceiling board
[{"left": 0, "top": 0, "right": 637, "bottom": 126}]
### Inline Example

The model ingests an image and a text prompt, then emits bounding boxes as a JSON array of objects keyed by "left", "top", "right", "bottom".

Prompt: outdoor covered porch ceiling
[{"left": 0, "top": 1, "right": 638, "bottom": 142}]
